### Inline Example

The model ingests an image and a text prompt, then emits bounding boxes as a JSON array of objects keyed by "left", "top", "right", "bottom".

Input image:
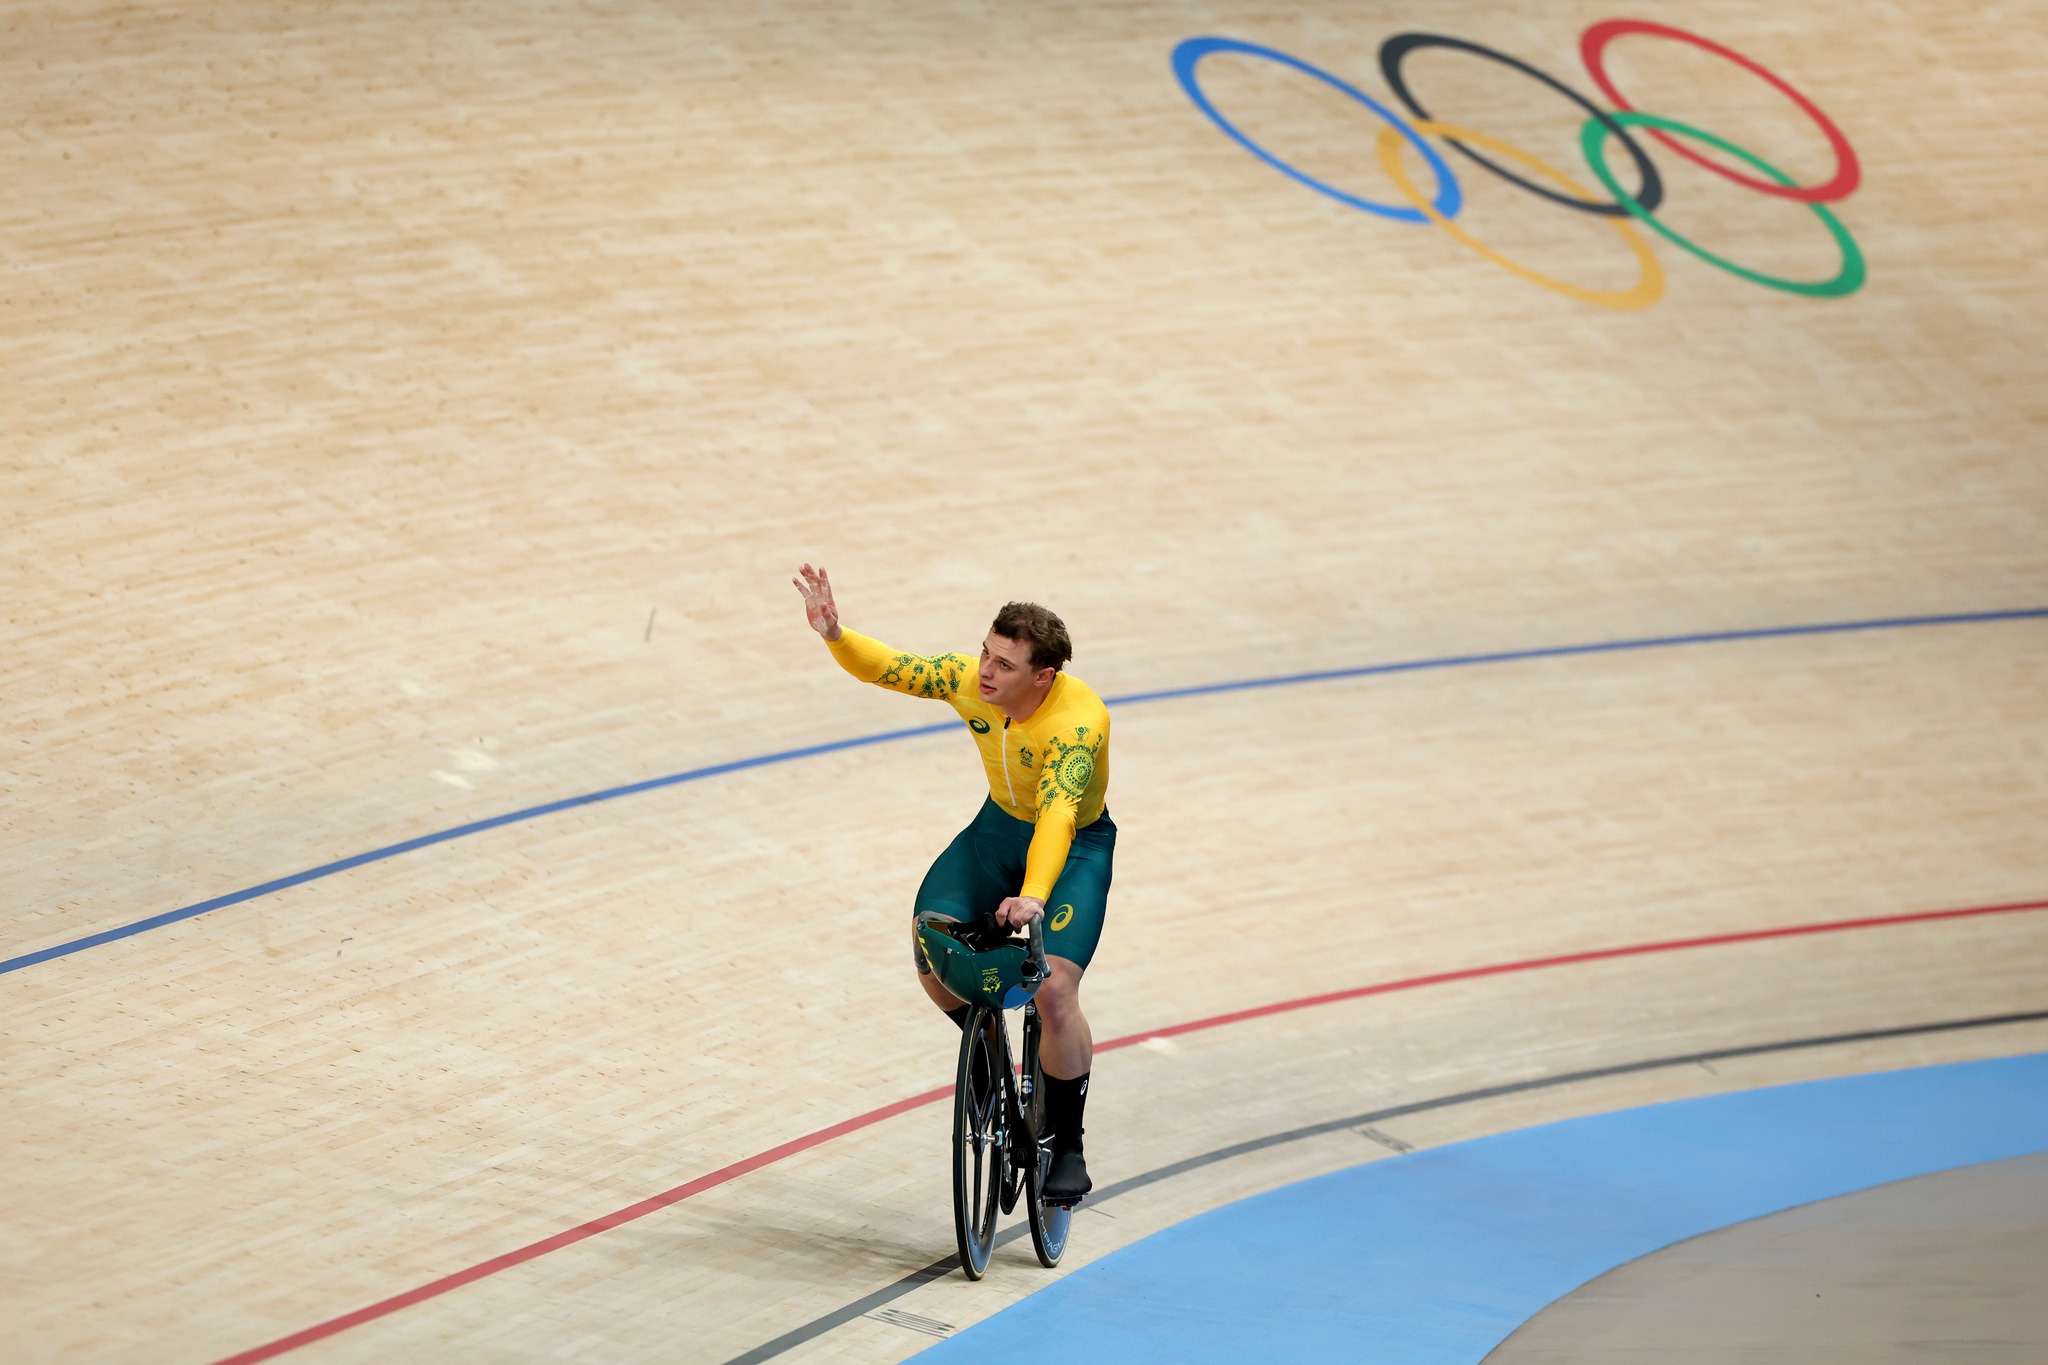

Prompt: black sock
[
  {"left": 945, "top": 1004, "right": 972, "bottom": 1033},
  {"left": 1044, "top": 1071, "right": 1089, "bottom": 1150}
]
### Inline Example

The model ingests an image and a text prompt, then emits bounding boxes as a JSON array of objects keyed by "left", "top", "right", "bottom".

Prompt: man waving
[{"left": 794, "top": 563, "right": 1114, "bottom": 1202}]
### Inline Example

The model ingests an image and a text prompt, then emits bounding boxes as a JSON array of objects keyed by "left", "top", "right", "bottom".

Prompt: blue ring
[{"left": 1172, "top": 36, "right": 1460, "bottom": 224}]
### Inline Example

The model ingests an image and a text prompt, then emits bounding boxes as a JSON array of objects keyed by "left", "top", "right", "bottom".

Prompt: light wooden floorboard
[{"left": 2, "top": 1, "right": 2043, "bottom": 1361}]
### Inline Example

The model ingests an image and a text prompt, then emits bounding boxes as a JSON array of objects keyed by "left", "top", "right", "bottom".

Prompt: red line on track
[
  {"left": 212, "top": 896, "right": 2048, "bottom": 1364},
  {"left": 1099, "top": 898, "right": 2048, "bottom": 1050}
]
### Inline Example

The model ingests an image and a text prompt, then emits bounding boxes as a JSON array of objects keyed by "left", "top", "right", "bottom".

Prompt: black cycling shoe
[{"left": 1043, "top": 1143, "right": 1091, "bottom": 1202}]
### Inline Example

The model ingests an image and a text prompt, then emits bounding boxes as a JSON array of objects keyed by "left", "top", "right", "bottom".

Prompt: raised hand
[{"left": 792, "top": 563, "right": 843, "bottom": 642}]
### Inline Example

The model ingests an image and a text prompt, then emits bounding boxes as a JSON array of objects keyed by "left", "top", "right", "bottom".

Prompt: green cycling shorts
[{"left": 913, "top": 797, "right": 1116, "bottom": 971}]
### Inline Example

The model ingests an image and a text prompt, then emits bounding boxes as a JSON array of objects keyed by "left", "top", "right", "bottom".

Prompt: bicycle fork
[{"left": 1019, "top": 1001, "right": 1047, "bottom": 1148}]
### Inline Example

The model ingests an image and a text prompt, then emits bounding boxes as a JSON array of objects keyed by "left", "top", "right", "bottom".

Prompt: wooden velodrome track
[{"left": 5, "top": 0, "right": 2046, "bottom": 1360}]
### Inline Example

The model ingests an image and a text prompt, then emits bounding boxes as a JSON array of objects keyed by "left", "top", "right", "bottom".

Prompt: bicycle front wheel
[{"left": 951, "top": 1007, "right": 1003, "bottom": 1279}]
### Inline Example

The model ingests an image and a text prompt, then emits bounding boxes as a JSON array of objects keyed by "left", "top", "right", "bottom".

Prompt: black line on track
[{"left": 722, "top": 1008, "right": 2048, "bottom": 1364}]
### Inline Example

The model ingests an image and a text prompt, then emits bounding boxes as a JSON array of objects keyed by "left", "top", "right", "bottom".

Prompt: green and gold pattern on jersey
[
  {"left": 1040, "top": 727, "right": 1100, "bottom": 804},
  {"left": 880, "top": 651, "right": 969, "bottom": 699}
]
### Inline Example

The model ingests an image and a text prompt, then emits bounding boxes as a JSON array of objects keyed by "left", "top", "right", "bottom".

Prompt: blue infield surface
[{"left": 917, "top": 1051, "right": 2048, "bottom": 1364}]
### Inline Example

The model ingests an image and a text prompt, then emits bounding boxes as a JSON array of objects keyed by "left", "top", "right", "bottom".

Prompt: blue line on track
[{"left": 6, "top": 606, "right": 2045, "bottom": 978}]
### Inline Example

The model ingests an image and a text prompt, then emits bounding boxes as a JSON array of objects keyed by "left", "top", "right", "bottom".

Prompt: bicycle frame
[{"left": 949, "top": 916, "right": 1069, "bottom": 1277}]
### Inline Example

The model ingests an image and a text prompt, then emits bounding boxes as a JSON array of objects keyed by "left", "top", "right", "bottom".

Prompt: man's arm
[
  {"left": 794, "top": 563, "right": 971, "bottom": 700},
  {"left": 993, "top": 810, "right": 1072, "bottom": 929},
  {"left": 996, "top": 724, "right": 1100, "bottom": 927}
]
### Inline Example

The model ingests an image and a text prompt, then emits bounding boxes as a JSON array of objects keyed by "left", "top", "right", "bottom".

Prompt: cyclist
[{"left": 793, "top": 563, "right": 1112, "bottom": 1202}]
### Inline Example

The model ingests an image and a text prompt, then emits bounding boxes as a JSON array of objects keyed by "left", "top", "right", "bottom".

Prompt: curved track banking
[
  {"left": 729, "top": 1016, "right": 2048, "bottom": 1365},
  {"left": 209, "top": 896, "right": 2048, "bottom": 1365},
  {"left": 8, "top": 606, "right": 2045, "bottom": 978},
  {"left": 912, "top": 1053, "right": 2048, "bottom": 1365}
]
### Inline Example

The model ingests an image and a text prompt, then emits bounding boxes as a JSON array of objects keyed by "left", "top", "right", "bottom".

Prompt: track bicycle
[{"left": 914, "top": 911, "right": 1076, "bottom": 1279}]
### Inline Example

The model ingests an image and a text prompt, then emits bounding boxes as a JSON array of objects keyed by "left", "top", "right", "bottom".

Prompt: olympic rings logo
[{"left": 1172, "top": 21, "right": 1866, "bottom": 310}]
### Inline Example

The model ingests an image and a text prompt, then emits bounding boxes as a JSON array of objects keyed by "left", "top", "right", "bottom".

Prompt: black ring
[{"left": 1378, "top": 32, "right": 1664, "bottom": 218}]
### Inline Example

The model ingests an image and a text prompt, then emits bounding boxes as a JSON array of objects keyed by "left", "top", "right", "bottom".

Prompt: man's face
[{"left": 978, "top": 632, "right": 1047, "bottom": 711}]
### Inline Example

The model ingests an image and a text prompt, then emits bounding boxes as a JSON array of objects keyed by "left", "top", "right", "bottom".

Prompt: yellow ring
[
  {"left": 1375, "top": 119, "right": 1664, "bottom": 311},
  {"left": 1049, "top": 905, "right": 1074, "bottom": 932}
]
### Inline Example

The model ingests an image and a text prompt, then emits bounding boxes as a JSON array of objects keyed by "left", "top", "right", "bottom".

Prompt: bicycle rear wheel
[
  {"left": 1020, "top": 1014, "right": 1072, "bottom": 1268},
  {"left": 1025, "top": 1143, "right": 1072, "bottom": 1267},
  {"left": 951, "top": 1007, "right": 1004, "bottom": 1279},
  {"left": 1019, "top": 994, "right": 1081, "bottom": 1268}
]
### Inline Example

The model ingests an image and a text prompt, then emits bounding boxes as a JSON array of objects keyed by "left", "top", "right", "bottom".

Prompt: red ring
[{"left": 1580, "top": 18, "right": 1860, "bottom": 203}]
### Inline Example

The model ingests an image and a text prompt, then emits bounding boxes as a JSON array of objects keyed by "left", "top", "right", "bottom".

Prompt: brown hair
[{"left": 990, "top": 601, "right": 1072, "bottom": 674}]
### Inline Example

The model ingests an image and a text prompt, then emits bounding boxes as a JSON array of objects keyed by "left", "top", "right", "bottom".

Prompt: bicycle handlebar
[{"left": 1025, "top": 916, "right": 1048, "bottom": 985}]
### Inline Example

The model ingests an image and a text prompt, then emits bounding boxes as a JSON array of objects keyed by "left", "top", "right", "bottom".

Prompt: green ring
[
  {"left": 1580, "top": 111, "right": 1865, "bottom": 298},
  {"left": 1056, "top": 749, "right": 1093, "bottom": 799}
]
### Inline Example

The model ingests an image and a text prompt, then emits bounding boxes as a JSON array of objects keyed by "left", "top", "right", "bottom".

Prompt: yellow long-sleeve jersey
[{"left": 827, "top": 628, "right": 1111, "bottom": 901}]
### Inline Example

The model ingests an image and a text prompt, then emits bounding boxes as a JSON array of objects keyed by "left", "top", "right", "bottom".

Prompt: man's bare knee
[
  {"left": 912, "top": 914, "right": 970, "bottom": 1011},
  {"left": 1035, "top": 958, "right": 1085, "bottom": 1024}
]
